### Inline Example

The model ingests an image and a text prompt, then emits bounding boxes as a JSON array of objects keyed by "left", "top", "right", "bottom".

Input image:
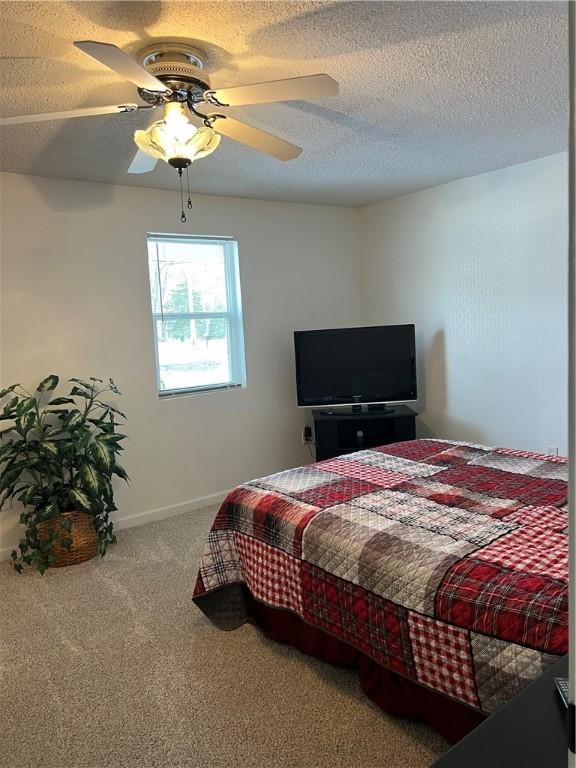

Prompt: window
[{"left": 147, "top": 233, "right": 246, "bottom": 396}]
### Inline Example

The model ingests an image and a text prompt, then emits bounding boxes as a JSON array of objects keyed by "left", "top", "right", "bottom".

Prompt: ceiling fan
[{"left": 0, "top": 40, "right": 339, "bottom": 175}]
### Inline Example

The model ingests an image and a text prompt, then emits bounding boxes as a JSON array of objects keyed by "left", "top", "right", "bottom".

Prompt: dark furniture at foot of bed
[{"left": 431, "top": 655, "right": 569, "bottom": 767}]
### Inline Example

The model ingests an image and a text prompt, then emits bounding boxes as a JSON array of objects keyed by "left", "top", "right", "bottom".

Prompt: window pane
[
  {"left": 147, "top": 234, "right": 246, "bottom": 396},
  {"left": 155, "top": 317, "right": 231, "bottom": 392},
  {"left": 148, "top": 241, "right": 228, "bottom": 315}
]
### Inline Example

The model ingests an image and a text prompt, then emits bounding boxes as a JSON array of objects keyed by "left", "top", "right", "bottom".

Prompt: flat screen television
[{"left": 294, "top": 324, "right": 417, "bottom": 408}]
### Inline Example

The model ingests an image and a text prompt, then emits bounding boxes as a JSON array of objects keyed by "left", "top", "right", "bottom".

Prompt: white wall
[
  {"left": 0, "top": 173, "right": 361, "bottom": 554},
  {"left": 0, "top": 154, "right": 569, "bottom": 555},
  {"left": 360, "top": 152, "right": 568, "bottom": 454}
]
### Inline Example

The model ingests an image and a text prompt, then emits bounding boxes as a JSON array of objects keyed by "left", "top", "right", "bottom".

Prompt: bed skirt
[{"left": 245, "top": 594, "right": 486, "bottom": 744}]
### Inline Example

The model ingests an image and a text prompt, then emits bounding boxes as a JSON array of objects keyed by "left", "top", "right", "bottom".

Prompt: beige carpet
[{"left": 0, "top": 507, "right": 448, "bottom": 768}]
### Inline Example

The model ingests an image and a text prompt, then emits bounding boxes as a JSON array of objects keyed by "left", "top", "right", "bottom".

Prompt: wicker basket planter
[
  {"left": 37, "top": 511, "right": 98, "bottom": 568},
  {"left": 2, "top": 376, "right": 128, "bottom": 573}
]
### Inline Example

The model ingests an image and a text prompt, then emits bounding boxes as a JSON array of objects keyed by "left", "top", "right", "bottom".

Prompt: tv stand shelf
[{"left": 312, "top": 405, "right": 416, "bottom": 461}]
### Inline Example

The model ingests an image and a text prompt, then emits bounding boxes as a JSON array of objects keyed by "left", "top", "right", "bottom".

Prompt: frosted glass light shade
[{"left": 134, "top": 102, "right": 220, "bottom": 166}]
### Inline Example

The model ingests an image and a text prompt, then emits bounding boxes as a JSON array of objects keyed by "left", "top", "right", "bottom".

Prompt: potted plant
[{"left": 0, "top": 375, "right": 128, "bottom": 573}]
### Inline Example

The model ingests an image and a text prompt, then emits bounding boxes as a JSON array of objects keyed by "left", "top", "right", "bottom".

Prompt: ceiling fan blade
[
  {"left": 206, "top": 74, "right": 339, "bottom": 107},
  {"left": 210, "top": 115, "right": 302, "bottom": 161},
  {"left": 74, "top": 40, "right": 170, "bottom": 93},
  {"left": 128, "top": 149, "right": 158, "bottom": 174},
  {"left": 0, "top": 104, "right": 142, "bottom": 125}
]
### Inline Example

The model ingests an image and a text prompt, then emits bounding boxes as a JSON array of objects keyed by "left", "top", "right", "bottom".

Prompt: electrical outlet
[
  {"left": 302, "top": 426, "right": 313, "bottom": 445},
  {"left": 545, "top": 446, "right": 559, "bottom": 457}
]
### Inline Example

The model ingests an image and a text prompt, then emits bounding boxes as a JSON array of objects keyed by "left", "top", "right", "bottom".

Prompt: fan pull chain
[
  {"left": 178, "top": 168, "right": 186, "bottom": 223},
  {"left": 186, "top": 166, "right": 193, "bottom": 209}
]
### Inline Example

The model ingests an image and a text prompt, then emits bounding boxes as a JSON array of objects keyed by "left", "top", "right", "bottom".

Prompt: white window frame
[{"left": 147, "top": 232, "right": 246, "bottom": 398}]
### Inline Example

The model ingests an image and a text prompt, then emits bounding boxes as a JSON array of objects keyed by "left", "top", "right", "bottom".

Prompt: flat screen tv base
[
  {"left": 322, "top": 403, "right": 396, "bottom": 415},
  {"left": 312, "top": 405, "right": 416, "bottom": 460}
]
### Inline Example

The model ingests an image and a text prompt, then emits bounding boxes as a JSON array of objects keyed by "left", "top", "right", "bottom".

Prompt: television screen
[{"left": 294, "top": 324, "right": 417, "bottom": 407}]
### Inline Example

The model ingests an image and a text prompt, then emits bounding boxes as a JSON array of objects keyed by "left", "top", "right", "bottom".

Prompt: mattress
[{"left": 193, "top": 439, "right": 568, "bottom": 717}]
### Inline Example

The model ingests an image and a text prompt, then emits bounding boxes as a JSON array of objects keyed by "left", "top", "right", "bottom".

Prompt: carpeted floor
[{"left": 0, "top": 507, "right": 448, "bottom": 768}]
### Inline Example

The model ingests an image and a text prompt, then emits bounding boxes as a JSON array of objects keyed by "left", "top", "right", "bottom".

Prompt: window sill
[{"left": 158, "top": 384, "right": 245, "bottom": 400}]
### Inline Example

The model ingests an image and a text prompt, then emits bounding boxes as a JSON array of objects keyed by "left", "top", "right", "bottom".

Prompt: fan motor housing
[{"left": 138, "top": 43, "right": 211, "bottom": 104}]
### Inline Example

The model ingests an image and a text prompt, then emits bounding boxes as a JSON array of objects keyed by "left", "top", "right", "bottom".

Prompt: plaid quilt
[{"left": 193, "top": 440, "right": 568, "bottom": 715}]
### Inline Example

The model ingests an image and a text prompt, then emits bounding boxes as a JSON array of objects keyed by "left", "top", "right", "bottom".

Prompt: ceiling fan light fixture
[{"left": 133, "top": 101, "right": 220, "bottom": 167}]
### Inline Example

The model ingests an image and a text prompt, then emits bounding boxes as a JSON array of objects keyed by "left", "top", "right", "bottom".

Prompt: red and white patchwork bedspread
[{"left": 193, "top": 440, "right": 568, "bottom": 715}]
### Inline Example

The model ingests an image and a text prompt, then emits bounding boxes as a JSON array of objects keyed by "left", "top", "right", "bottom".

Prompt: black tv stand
[{"left": 312, "top": 405, "right": 416, "bottom": 460}]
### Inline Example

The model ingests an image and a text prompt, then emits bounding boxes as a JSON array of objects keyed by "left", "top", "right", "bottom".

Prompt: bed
[{"left": 193, "top": 439, "right": 568, "bottom": 742}]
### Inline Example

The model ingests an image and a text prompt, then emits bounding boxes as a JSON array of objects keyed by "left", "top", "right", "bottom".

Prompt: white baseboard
[
  {"left": 0, "top": 490, "right": 229, "bottom": 562},
  {"left": 113, "top": 490, "right": 229, "bottom": 531}
]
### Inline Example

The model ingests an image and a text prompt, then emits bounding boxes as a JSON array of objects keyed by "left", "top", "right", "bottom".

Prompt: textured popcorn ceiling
[{"left": 0, "top": 1, "right": 568, "bottom": 206}]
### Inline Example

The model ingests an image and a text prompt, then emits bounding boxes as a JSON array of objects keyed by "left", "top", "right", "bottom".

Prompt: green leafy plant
[{"left": 0, "top": 375, "right": 128, "bottom": 573}]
